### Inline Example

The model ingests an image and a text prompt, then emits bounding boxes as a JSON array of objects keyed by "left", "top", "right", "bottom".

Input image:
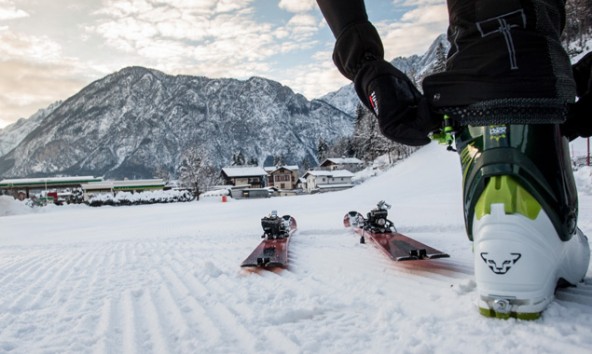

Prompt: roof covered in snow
[
  {"left": 264, "top": 165, "right": 299, "bottom": 173},
  {"left": 221, "top": 167, "right": 268, "bottom": 177},
  {"left": 0, "top": 176, "right": 102, "bottom": 188},
  {"left": 303, "top": 170, "right": 354, "bottom": 178},
  {"left": 320, "top": 158, "right": 363, "bottom": 166}
]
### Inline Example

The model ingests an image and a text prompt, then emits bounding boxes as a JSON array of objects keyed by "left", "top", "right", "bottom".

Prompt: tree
[
  {"left": 177, "top": 145, "right": 221, "bottom": 198},
  {"left": 563, "top": 0, "right": 592, "bottom": 53},
  {"left": 432, "top": 41, "right": 448, "bottom": 74},
  {"left": 350, "top": 104, "right": 418, "bottom": 163},
  {"left": 273, "top": 153, "right": 286, "bottom": 166},
  {"left": 153, "top": 165, "right": 172, "bottom": 183},
  {"left": 316, "top": 137, "right": 329, "bottom": 162},
  {"left": 248, "top": 157, "right": 259, "bottom": 166},
  {"left": 232, "top": 151, "right": 246, "bottom": 166}
]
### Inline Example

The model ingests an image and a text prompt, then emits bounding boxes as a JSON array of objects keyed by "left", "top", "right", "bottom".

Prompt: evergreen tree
[
  {"left": 351, "top": 104, "right": 418, "bottom": 163},
  {"left": 233, "top": 152, "right": 246, "bottom": 166},
  {"left": 432, "top": 41, "right": 447, "bottom": 73},
  {"left": 317, "top": 137, "right": 329, "bottom": 162}
]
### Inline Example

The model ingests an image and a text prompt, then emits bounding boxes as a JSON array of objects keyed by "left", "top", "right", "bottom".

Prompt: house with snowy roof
[
  {"left": 220, "top": 166, "right": 268, "bottom": 188},
  {"left": 320, "top": 157, "right": 364, "bottom": 172},
  {"left": 263, "top": 165, "right": 299, "bottom": 190},
  {"left": 302, "top": 169, "right": 354, "bottom": 193}
]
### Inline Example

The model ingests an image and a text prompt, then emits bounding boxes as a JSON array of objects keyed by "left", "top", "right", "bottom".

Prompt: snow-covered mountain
[
  {"left": 0, "top": 101, "right": 61, "bottom": 157},
  {"left": 0, "top": 67, "right": 354, "bottom": 179}
]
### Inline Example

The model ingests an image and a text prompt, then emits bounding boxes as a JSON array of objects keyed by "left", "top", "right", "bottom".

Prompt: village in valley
[{"left": 0, "top": 156, "right": 371, "bottom": 207}]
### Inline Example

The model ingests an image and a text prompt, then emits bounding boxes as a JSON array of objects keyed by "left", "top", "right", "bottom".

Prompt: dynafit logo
[
  {"left": 480, "top": 252, "right": 522, "bottom": 275},
  {"left": 488, "top": 125, "right": 507, "bottom": 142}
]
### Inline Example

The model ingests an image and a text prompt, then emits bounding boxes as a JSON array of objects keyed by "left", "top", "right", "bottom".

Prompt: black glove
[
  {"left": 354, "top": 59, "right": 441, "bottom": 146},
  {"left": 564, "top": 52, "right": 592, "bottom": 140},
  {"left": 331, "top": 21, "right": 440, "bottom": 146}
]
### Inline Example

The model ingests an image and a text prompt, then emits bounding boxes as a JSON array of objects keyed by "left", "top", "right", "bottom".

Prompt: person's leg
[
  {"left": 424, "top": 0, "right": 576, "bottom": 121},
  {"left": 425, "top": 0, "right": 590, "bottom": 318}
]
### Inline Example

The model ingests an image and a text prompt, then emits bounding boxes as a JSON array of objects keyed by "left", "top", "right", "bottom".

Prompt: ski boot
[{"left": 455, "top": 123, "right": 590, "bottom": 319}]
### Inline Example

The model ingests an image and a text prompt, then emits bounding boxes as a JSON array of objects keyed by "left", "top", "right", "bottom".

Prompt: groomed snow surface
[{"left": 1, "top": 142, "right": 591, "bottom": 354}]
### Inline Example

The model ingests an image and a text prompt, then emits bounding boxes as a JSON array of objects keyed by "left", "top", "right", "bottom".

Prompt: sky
[{"left": 0, "top": 0, "right": 448, "bottom": 129}]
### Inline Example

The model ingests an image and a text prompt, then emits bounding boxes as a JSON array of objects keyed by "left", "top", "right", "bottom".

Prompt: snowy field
[{"left": 0, "top": 142, "right": 591, "bottom": 354}]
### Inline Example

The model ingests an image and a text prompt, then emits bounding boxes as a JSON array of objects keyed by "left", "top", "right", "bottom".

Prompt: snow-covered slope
[{"left": 1, "top": 142, "right": 590, "bottom": 353}]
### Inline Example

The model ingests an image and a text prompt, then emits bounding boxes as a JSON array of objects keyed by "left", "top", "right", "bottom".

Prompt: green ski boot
[{"left": 455, "top": 123, "right": 590, "bottom": 319}]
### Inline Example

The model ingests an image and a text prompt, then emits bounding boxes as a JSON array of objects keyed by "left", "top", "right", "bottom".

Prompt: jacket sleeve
[
  {"left": 317, "top": 0, "right": 384, "bottom": 80},
  {"left": 316, "top": 0, "right": 368, "bottom": 38}
]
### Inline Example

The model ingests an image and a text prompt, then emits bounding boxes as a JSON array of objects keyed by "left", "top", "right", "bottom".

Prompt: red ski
[
  {"left": 241, "top": 212, "right": 297, "bottom": 268},
  {"left": 344, "top": 201, "right": 449, "bottom": 261}
]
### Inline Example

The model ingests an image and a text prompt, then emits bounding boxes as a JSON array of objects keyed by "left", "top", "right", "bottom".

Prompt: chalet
[
  {"left": 264, "top": 165, "right": 299, "bottom": 190},
  {"left": 302, "top": 170, "right": 354, "bottom": 193},
  {"left": 221, "top": 166, "right": 268, "bottom": 188},
  {"left": 320, "top": 157, "right": 364, "bottom": 172}
]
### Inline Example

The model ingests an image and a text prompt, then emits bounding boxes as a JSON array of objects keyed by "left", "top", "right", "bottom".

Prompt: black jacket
[{"left": 318, "top": 0, "right": 576, "bottom": 125}]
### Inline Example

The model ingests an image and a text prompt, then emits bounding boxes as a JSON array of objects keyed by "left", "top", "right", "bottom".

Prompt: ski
[
  {"left": 344, "top": 201, "right": 449, "bottom": 261},
  {"left": 241, "top": 211, "right": 297, "bottom": 268}
]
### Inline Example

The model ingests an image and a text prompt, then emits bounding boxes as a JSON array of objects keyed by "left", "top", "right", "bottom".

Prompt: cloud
[
  {"left": 279, "top": 54, "right": 350, "bottom": 100},
  {"left": 377, "top": 4, "right": 448, "bottom": 58},
  {"left": 0, "top": 60, "right": 90, "bottom": 123},
  {"left": 401, "top": 3, "right": 448, "bottom": 24},
  {"left": 88, "top": 0, "right": 320, "bottom": 79},
  {"left": 0, "top": 0, "right": 29, "bottom": 21},
  {"left": 393, "top": 0, "right": 445, "bottom": 6},
  {"left": 278, "top": 0, "right": 316, "bottom": 13},
  {"left": 287, "top": 13, "right": 318, "bottom": 35},
  {"left": 0, "top": 28, "right": 96, "bottom": 125}
]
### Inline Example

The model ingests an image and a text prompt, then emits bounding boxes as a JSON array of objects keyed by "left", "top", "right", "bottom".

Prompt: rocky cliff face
[{"left": 0, "top": 67, "right": 354, "bottom": 178}]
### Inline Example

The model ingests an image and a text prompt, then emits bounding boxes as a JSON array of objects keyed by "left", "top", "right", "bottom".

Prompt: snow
[{"left": 0, "top": 142, "right": 591, "bottom": 353}]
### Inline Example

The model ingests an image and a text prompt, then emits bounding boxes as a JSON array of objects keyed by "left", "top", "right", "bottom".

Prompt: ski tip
[
  {"left": 282, "top": 215, "right": 297, "bottom": 231},
  {"left": 343, "top": 211, "right": 362, "bottom": 228}
]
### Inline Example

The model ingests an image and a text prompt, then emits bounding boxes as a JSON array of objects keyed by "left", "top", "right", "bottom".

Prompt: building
[
  {"left": 80, "top": 179, "right": 165, "bottom": 201},
  {"left": 221, "top": 167, "right": 268, "bottom": 188},
  {"left": 264, "top": 165, "right": 299, "bottom": 190},
  {"left": 302, "top": 170, "right": 354, "bottom": 193},
  {"left": 0, "top": 176, "right": 103, "bottom": 199},
  {"left": 320, "top": 157, "right": 364, "bottom": 172}
]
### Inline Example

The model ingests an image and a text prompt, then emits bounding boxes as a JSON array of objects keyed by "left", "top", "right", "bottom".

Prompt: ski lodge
[{"left": 0, "top": 176, "right": 166, "bottom": 203}]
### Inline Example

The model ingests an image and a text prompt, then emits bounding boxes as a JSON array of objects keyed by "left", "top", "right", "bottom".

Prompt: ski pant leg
[{"left": 423, "top": 0, "right": 576, "bottom": 125}]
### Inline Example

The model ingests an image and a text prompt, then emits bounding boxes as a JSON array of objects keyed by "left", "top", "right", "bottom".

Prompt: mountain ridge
[{"left": 0, "top": 67, "right": 354, "bottom": 179}]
